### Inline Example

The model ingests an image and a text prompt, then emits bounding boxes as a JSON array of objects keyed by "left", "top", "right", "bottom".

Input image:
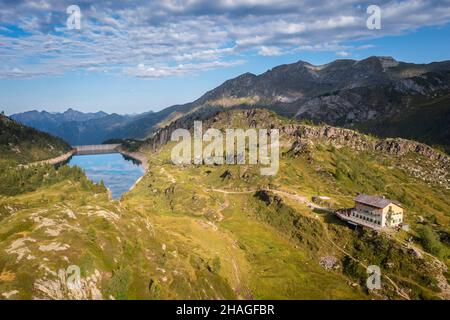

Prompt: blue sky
[{"left": 1, "top": 0, "right": 450, "bottom": 115}]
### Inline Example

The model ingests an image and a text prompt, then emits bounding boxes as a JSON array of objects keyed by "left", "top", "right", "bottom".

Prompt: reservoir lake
[{"left": 68, "top": 153, "right": 144, "bottom": 199}]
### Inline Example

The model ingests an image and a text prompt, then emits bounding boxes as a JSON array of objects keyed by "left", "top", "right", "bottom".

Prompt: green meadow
[{"left": 0, "top": 110, "right": 449, "bottom": 300}]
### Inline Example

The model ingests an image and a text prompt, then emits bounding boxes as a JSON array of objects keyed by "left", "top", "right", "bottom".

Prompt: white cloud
[
  {"left": 123, "top": 60, "right": 245, "bottom": 78},
  {"left": 336, "top": 51, "right": 350, "bottom": 57},
  {"left": 258, "top": 46, "right": 283, "bottom": 56},
  {"left": 0, "top": 0, "right": 449, "bottom": 79}
]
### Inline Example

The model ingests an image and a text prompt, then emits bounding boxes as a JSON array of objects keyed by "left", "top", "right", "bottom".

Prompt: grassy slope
[
  {"left": 0, "top": 114, "right": 71, "bottom": 165},
  {"left": 0, "top": 109, "right": 449, "bottom": 300},
  {"left": 0, "top": 166, "right": 239, "bottom": 300}
]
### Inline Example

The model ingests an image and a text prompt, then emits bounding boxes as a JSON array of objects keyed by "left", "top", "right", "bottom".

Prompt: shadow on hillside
[{"left": 313, "top": 208, "right": 350, "bottom": 228}]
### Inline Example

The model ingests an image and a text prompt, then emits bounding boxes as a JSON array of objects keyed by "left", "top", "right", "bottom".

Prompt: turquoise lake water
[{"left": 68, "top": 153, "right": 144, "bottom": 199}]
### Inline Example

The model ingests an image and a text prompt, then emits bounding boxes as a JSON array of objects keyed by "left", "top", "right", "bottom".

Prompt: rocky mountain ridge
[
  {"left": 197, "top": 57, "right": 450, "bottom": 105},
  {"left": 10, "top": 56, "right": 450, "bottom": 150},
  {"left": 141, "top": 109, "right": 449, "bottom": 188}
]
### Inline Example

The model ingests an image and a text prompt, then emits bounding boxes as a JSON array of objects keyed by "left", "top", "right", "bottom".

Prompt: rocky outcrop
[
  {"left": 374, "top": 138, "right": 448, "bottom": 162},
  {"left": 254, "top": 189, "right": 283, "bottom": 207},
  {"left": 293, "top": 70, "right": 450, "bottom": 124},
  {"left": 144, "top": 108, "right": 449, "bottom": 170},
  {"left": 283, "top": 124, "right": 449, "bottom": 166},
  {"left": 287, "top": 125, "right": 374, "bottom": 151}
]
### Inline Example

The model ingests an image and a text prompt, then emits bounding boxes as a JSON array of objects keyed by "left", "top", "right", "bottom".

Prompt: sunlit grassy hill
[
  {"left": 0, "top": 114, "right": 71, "bottom": 165},
  {"left": 0, "top": 109, "right": 449, "bottom": 300}
]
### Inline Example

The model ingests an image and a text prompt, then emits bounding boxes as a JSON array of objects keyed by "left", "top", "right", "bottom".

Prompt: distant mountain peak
[
  {"left": 365, "top": 55, "right": 397, "bottom": 61},
  {"left": 63, "top": 108, "right": 80, "bottom": 114},
  {"left": 11, "top": 108, "right": 113, "bottom": 145},
  {"left": 9, "top": 56, "right": 450, "bottom": 151},
  {"left": 238, "top": 72, "right": 257, "bottom": 79},
  {"left": 295, "top": 60, "right": 317, "bottom": 66},
  {"left": 62, "top": 108, "right": 108, "bottom": 115},
  {"left": 377, "top": 56, "right": 397, "bottom": 62},
  {"left": 357, "top": 56, "right": 399, "bottom": 69}
]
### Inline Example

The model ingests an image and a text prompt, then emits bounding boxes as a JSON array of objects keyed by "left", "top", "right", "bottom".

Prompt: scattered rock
[
  {"left": 5, "top": 237, "right": 36, "bottom": 263},
  {"left": 34, "top": 268, "right": 103, "bottom": 300},
  {"left": 39, "top": 242, "right": 70, "bottom": 252},
  {"left": 386, "top": 262, "right": 395, "bottom": 269},
  {"left": 85, "top": 210, "right": 119, "bottom": 221},
  {"left": 2, "top": 290, "right": 19, "bottom": 299},
  {"left": 157, "top": 267, "right": 166, "bottom": 274},
  {"left": 65, "top": 208, "right": 76, "bottom": 219}
]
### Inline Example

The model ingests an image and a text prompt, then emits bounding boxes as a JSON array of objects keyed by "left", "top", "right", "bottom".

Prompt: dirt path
[
  {"left": 203, "top": 186, "right": 425, "bottom": 299},
  {"left": 207, "top": 188, "right": 255, "bottom": 195},
  {"left": 269, "top": 189, "right": 331, "bottom": 211},
  {"left": 216, "top": 194, "right": 229, "bottom": 222},
  {"left": 23, "top": 150, "right": 75, "bottom": 168},
  {"left": 389, "top": 234, "right": 450, "bottom": 299},
  {"left": 207, "top": 187, "right": 328, "bottom": 211},
  {"left": 226, "top": 244, "right": 244, "bottom": 298},
  {"left": 279, "top": 190, "right": 410, "bottom": 299},
  {"left": 323, "top": 225, "right": 411, "bottom": 300},
  {"left": 272, "top": 189, "right": 411, "bottom": 299},
  {"left": 159, "top": 167, "right": 176, "bottom": 183}
]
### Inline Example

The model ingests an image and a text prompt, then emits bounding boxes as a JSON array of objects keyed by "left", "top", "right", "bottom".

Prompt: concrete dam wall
[{"left": 73, "top": 144, "right": 121, "bottom": 155}]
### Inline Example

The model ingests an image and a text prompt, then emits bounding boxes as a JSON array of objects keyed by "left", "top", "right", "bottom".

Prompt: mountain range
[
  {"left": 10, "top": 56, "right": 450, "bottom": 151},
  {"left": 2, "top": 57, "right": 450, "bottom": 299}
]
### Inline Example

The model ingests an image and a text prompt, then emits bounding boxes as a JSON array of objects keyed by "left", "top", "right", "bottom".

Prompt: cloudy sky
[{"left": 1, "top": 0, "right": 450, "bottom": 114}]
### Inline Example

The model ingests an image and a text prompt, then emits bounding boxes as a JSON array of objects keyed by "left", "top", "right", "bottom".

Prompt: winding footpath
[
  {"left": 206, "top": 186, "right": 412, "bottom": 300},
  {"left": 22, "top": 150, "right": 75, "bottom": 168}
]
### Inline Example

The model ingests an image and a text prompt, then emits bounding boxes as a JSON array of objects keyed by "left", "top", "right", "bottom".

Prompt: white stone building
[{"left": 336, "top": 194, "right": 404, "bottom": 230}]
